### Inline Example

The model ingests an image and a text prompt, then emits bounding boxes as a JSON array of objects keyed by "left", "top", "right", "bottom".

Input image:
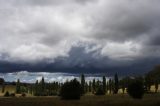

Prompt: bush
[
  {"left": 127, "top": 80, "right": 144, "bottom": 99},
  {"left": 4, "top": 91, "right": 10, "bottom": 97},
  {"left": 21, "top": 93, "right": 26, "bottom": 97},
  {"left": 60, "top": 79, "right": 81, "bottom": 100},
  {"left": 10, "top": 93, "right": 15, "bottom": 97},
  {"left": 95, "top": 86, "right": 105, "bottom": 95},
  {"left": 49, "top": 91, "right": 58, "bottom": 96}
]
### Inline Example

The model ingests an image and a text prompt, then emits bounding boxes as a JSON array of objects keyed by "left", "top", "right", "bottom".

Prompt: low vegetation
[
  {"left": 0, "top": 65, "right": 160, "bottom": 105},
  {"left": 0, "top": 94, "right": 160, "bottom": 106},
  {"left": 60, "top": 79, "right": 81, "bottom": 100},
  {"left": 127, "top": 80, "right": 145, "bottom": 99}
]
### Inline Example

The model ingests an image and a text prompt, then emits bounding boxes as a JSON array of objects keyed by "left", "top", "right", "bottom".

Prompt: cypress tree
[
  {"left": 114, "top": 73, "right": 119, "bottom": 94},
  {"left": 16, "top": 79, "right": 21, "bottom": 94},
  {"left": 56, "top": 82, "right": 59, "bottom": 92},
  {"left": 0, "top": 78, "right": 5, "bottom": 93},
  {"left": 106, "top": 81, "right": 109, "bottom": 94},
  {"left": 155, "top": 80, "right": 159, "bottom": 93},
  {"left": 85, "top": 82, "right": 88, "bottom": 93},
  {"left": 48, "top": 83, "right": 52, "bottom": 96},
  {"left": 92, "top": 79, "right": 96, "bottom": 93},
  {"left": 41, "top": 77, "right": 45, "bottom": 92},
  {"left": 109, "top": 79, "right": 112, "bottom": 94},
  {"left": 96, "top": 80, "right": 100, "bottom": 91},
  {"left": 34, "top": 80, "right": 39, "bottom": 96},
  {"left": 2, "top": 83, "right": 5, "bottom": 93},
  {"left": 122, "top": 80, "right": 125, "bottom": 94},
  {"left": 81, "top": 74, "right": 85, "bottom": 94},
  {"left": 144, "top": 75, "right": 152, "bottom": 92},
  {"left": 28, "top": 85, "right": 32, "bottom": 95},
  {"left": 89, "top": 81, "right": 92, "bottom": 92},
  {"left": 102, "top": 76, "right": 106, "bottom": 93},
  {"left": 40, "top": 77, "right": 46, "bottom": 96}
]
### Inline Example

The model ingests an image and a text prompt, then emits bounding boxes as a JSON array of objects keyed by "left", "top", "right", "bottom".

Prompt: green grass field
[{"left": 0, "top": 94, "right": 160, "bottom": 106}]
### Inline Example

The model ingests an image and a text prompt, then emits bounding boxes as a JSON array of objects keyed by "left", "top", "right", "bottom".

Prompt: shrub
[
  {"left": 10, "top": 93, "right": 15, "bottom": 97},
  {"left": 49, "top": 91, "right": 58, "bottom": 96},
  {"left": 21, "top": 93, "right": 26, "bottom": 97},
  {"left": 127, "top": 80, "right": 144, "bottom": 99},
  {"left": 95, "top": 86, "right": 105, "bottom": 95},
  {"left": 60, "top": 79, "right": 81, "bottom": 100},
  {"left": 4, "top": 91, "right": 10, "bottom": 97}
]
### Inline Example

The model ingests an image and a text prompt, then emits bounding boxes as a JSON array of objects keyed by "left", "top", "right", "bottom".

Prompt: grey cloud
[
  {"left": 87, "top": 0, "right": 160, "bottom": 43},
  {"left": 0, "top": 0, "right": 160, "bottom": 74},
  {"left": 148, "top": 35, "right": 160, "bottom": 46},
  {"left": 144, "top": 32, "right": 160, "bottom": 46},
  {"left": 0, "top": 0, "right": 97, "bottom": 7}
]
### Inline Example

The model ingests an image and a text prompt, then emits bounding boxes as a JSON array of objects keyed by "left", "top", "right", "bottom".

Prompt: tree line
[{"left": 1, "top": 65, "right": 160, "bottom": 99}]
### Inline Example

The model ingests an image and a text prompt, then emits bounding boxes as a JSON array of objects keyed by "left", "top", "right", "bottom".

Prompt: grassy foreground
[{"left": 0, "top": 94, "right": 160, "bottom": 106}]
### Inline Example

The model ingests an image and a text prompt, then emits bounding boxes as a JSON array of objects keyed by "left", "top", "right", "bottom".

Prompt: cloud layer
[
  {"left": 0, "top": 71, "right": 107, "bottom": 83},
  {"left": 0, "top": 0, "right": 160, "bottom": 74}
]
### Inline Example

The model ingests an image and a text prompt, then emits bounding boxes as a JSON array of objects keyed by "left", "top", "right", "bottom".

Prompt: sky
[
  {"left": 0, "top": 71, "right": 107, "bottom": 83},
  {"left": 0, "top": 0, "right": 160, "bottom": 75}
]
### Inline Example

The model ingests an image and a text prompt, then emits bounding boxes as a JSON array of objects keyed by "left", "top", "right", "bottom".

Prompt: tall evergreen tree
[
  {"left": 144, "top": 75, "right": 152, "bottom": 92},
  {"left": 114, "top": 73, "right": 119, "bottom": 94},
  {"left": 85, "top": 82, "right": 88, "bottom": 93},
  {"left": 102, "top": 76, "right": 106, "bottom": 93},
  {"left": 109, "top": 79, "right": 112, "bottom": 94},
  {"left": 89, "top": 81, "right": 92, "bottom": 92},
  {"left": 48, "top": 83, "right": 52, "bottom": 95},
  {"left": 81, "top": 74, "right": 85, "bottom": 94},
  {"left": 106, "top": 81, "right": 109, "bottom": 94},
  {"left": 39, "top": 77, "right": 46, "bottom": 96},
  {"left": 0, "top": 78, "right": 5, "bottom": 93},
  {"left": 96, "top": 80, "right": 100, "bottom": 90},
  {"left": 29, "top": 85, "right": 33, "bottom": 95},
  {"left": 34, "top": 80, "right": 39, "bottom": 96},
  {"left": 121, "top": 80, "right": 125, "bottom": 94},
  {"left": 16, "top": 79, "right": 21, "bottom": 94},
  {"left": 155, "top": 80, "right": 159, "bottom": 93},
  {"left": 41, "top": 77, "right": 45, "bottom": 92},
  {"left": 92, "top": 79, "right": 96, "bottom": 93},
  {"left": 2, "top": 82, "right": 5, "bottom": 93}
]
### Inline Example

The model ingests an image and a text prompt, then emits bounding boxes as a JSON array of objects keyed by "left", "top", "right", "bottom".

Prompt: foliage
[
  {"left": 102, "top": 76, "right": 106, "bottom": 93},
  {"left": 89, "top": 81, "right": 92, "bottom": 92},
  {"left": 2, "top": 84, "right": 5, "bottom": 93},
  {"left": 60, "top": 79, "right": 81, "bottom": 100},
  {"left": 4, "top": 91, "right": 10, "bottom": 97},
  {"left": 16, "top": 79, "right": 21, "bottom": 94},
  {"left": 81, "top": 74, "right": 85, "bottom": 94},
  {"left": 108, "top": 79, "right": 114, "bottom": 94},
  {"left": 10, "top": 93, "right": 15, "bottom": 97},
  {"left": 145, "top": 65, "right": 160, "bottom": 92},
  {"left": 21, "top": 93, "right": 26, "bottom": 97},
  {"left": 92, "top": 79, "right": 96, "bottom": 93},
  {"left": 127, "top": 80, "right": 144, "bottom": 99},
  {"left": 114, "top": 73, "right": 119, "bottom": 94},
  {"left": 95, "top": 85, "right": 105, "bottom": 95}
]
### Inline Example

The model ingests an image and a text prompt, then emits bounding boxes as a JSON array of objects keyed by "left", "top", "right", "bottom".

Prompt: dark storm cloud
[
  {"left": 0, "top": 0, "right": 160, "bottom": 74},
  {"left": 144, "top": 33, "right": 160, "bottom": 46}
]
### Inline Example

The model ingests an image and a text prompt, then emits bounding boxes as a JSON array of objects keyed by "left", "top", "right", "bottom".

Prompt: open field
[
  {"left": 1, "top": 84, "right": 160, "bottom": 106},
  {"left": 0, "top": 94, "right": 160, "bottom": 106},
  {"left": 1, "top": 84, "right": 160, "bottom": 94}
]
